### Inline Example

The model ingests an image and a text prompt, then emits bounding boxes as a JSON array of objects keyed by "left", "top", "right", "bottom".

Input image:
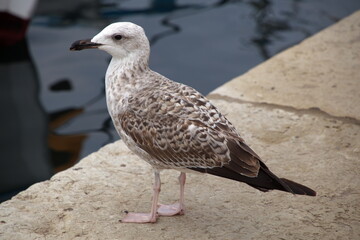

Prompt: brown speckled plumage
[
  {"left": 71, "top": 22, "right": 316, "bottom": 223},
  {"left": 108, "top": 69, "right": 260, "bottom": 175}
]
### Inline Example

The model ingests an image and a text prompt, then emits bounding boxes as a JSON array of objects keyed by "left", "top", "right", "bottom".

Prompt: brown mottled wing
[{"left": 119, "top": 82, "right": 260, "bottom": 177}]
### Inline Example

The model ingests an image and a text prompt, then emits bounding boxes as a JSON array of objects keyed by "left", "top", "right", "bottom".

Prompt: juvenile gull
[{"left": 70, "top": 22, "right": 316, "bottom": 223}]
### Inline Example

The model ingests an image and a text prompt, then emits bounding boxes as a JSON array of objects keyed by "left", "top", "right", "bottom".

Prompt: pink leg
[
  {"left": 157, "top": 172, "right": 186, "bottom": 216},
  {"left": 121, "top": 170, "right": 161, "bottom": 223}
]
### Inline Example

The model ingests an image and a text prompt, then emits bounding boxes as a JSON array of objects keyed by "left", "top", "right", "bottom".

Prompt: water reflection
[
  {"left": 1, "top": 0, "right": 359, "bottom": 201},
  {"left": 250, "top": 0, "right": 292, "bottom": 59}
]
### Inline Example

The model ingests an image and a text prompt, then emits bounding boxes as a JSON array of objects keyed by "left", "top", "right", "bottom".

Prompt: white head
[{"left": 70, "top": 22, "right": 150, "bottom": 63}]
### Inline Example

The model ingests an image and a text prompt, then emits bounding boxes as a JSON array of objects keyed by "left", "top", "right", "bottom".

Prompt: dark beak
[{"left": 70, "top": 39, "right": 102, "bottom": 51}]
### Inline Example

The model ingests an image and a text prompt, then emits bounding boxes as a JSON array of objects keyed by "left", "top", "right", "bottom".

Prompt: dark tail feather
[
  {"left": 280, "top": 178, "right": 316, "bottom": 196},
  {"left": 189, "top": 163, "right": 316, "bottom": 196}
]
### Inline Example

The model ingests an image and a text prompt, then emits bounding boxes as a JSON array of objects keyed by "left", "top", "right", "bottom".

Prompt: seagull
[{"left": 70, "top": 22, "right": 316, "bottom": 223}]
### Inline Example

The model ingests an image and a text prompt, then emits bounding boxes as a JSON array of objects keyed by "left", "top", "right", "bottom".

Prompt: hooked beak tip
[{"left": 70, "top": 39, "right": 102, "bottom": 51}]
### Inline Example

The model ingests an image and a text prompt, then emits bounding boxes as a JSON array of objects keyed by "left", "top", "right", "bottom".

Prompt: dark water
[{"left": 1, "top": 0, "right": 359, "bottom": 201}]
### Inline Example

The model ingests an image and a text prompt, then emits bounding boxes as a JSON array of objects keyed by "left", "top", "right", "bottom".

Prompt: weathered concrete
[
  {"left": 211, "top": 10, "right": 360, "bottom": 121},
  {"left": 1, "top": 10, "right": 360, "bottom": 240}
]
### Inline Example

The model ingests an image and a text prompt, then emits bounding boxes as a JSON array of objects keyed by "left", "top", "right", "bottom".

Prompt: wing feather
[{"left": 117, "top": 82, "right": 261, "bottom": 177}]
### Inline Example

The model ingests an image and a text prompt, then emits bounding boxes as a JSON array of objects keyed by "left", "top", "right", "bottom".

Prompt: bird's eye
[{"left": 113, "top": 35, "right": 123, "bottom": 40}]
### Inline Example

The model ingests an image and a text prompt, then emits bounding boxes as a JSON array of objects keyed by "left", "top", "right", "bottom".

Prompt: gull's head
[{"left": 70, "top": 22, "right": 150, "bottom": 60}]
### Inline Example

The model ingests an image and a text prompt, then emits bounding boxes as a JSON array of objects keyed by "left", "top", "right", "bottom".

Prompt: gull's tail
[
  {"left": 191, "top": 161, "right": 316, "bottom": 196},
  {"left": 279, "top": 177, "right": 316, "bottom": 196}
]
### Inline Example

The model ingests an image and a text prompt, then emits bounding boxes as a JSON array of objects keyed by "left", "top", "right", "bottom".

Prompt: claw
[
  {"left": 121, "top": 212, "right": 158, "bottom": 223},
  {"left": 157, "top": 203, "right": 185, "bottom": 216}
]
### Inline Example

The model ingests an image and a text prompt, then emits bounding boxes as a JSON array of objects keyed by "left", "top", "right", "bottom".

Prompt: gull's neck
[
  {"left": 105, "top": 53, "right": 151, "bottom": 116},
  {"left": 106, "top": 53, "right": 150, "bottom": 86}
]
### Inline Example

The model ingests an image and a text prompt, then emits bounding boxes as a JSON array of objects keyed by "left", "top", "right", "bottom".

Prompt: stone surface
[
  {"left": 211, "top": 10, "right": 360, "bottom": 120},
  {"left": 1, "top": 10, "right": 360, "bottom": 240}
]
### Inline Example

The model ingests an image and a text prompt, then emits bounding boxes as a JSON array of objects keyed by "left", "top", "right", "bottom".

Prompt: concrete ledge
[
  {"left": 211, "top": 10, "right": 360, "bottom": 121},
  {"left": 1, "top": 10, "right": 360, "bottom": 240}
]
